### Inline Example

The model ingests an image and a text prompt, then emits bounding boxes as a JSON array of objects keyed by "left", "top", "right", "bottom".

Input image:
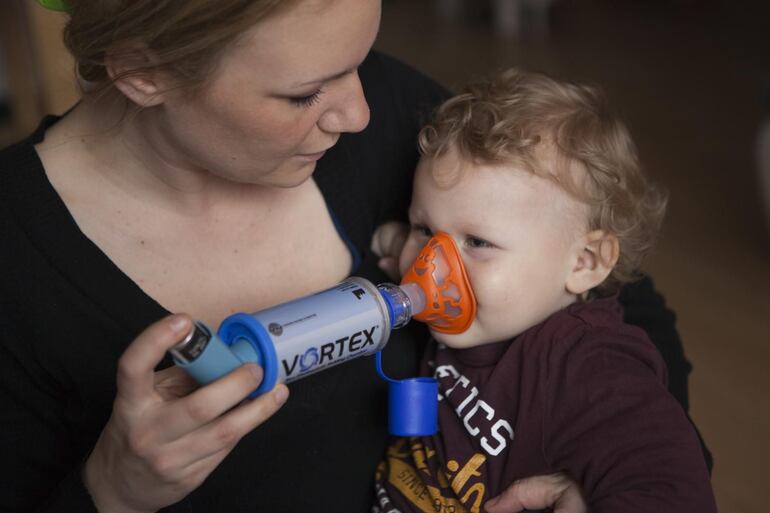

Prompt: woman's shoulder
[
  {"left": 360, "top": 50, "right": 447, "bottom": 89},
  {"left": 359, "top": 50, "right": 451, "bottom": 124},
  {"left": 0, "top": 116, "right": 57, "bottom": 184}
]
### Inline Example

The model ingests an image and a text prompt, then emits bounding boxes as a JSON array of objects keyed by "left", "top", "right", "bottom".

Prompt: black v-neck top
[{"left": 0, "top": 51, "right": 448, "bottom": 513}]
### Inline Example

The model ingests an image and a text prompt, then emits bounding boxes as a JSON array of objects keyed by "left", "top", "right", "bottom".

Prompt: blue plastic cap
[
  {"left": 375, "top": 351, "right": 438, "bottom": 436},
  {"left": 387, "top": 377, "right": 438, "bottom": 436}
]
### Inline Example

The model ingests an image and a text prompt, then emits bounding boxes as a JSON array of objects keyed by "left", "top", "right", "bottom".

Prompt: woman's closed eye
[{"left": 288, "top": 89, "right": 324, "bottom": 107}]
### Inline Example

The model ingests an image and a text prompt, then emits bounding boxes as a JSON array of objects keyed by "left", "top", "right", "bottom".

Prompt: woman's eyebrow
[{"left": 290, "top": 63, "right": 361, "bottom": 88}]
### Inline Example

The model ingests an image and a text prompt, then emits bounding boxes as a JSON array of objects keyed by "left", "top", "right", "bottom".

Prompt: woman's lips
[{"left": 296, "top": 136, "right": 339, "bottom": 162}]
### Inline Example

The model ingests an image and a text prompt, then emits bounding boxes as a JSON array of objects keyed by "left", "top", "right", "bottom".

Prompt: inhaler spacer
[
  {"left": 169, "top": 232, "right": 475, "bottom": 436},
  {"left": 375, "top": 231, "right": 477, "bottom": 435}
]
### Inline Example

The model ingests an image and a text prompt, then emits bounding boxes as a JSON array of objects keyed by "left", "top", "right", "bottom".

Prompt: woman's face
[{"left": 152, "top": 0, "right": 381, "bottom": 187}]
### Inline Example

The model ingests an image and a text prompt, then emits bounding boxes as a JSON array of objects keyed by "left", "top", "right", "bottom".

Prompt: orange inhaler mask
[{"left": 400, "top": 232, "right": 477, "bottom": 334}]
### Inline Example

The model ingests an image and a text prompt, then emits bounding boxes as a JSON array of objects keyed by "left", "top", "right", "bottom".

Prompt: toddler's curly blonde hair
[{"left": 418, "top": 68, "right": 667, "bottom": 294}]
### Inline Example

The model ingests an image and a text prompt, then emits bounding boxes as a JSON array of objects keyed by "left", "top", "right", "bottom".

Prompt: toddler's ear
[{"left": 565, "top": 230, "right": 619, "bottom": 295}]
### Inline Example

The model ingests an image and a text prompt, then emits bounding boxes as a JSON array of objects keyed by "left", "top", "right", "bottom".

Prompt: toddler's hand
[{"left": 371, "top": 221, "right": 409, "bottom": 281}]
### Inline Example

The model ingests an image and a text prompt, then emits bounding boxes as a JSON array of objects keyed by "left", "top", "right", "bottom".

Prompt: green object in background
[{"left": 37, "top": 0, "right": 71, "bottom": 11}]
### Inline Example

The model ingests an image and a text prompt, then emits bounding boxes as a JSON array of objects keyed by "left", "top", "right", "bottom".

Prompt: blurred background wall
[
  {"left": 1, "top": 1, "right": 767, "bottom": 512},
  {"left": 0, "top": 1, "right": 78, "bottom": 142}
]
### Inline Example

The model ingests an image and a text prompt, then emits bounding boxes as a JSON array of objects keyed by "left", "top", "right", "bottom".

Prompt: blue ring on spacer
[
  {"left": 218, "top": 313, "right": 278, "bottom": 398},
  {"left": 377, "top": 289, "right": 397, "bottom": 328}
]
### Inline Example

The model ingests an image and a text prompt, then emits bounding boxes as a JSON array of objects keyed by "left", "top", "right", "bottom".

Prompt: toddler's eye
[
  {"left": 412, "top": 224, "right": 433, "bottom": 238},
  {"left": 465, "top": 236, "right": 493, "bottom": 249}
]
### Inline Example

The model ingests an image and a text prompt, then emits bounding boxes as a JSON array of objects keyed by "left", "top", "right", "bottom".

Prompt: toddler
[{"left": 371, "top": 68, "right": 716, "bottom": 513}]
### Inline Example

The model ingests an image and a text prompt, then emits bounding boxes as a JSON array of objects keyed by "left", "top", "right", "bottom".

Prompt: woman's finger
[
  {"left": 117, "top": 314, "right": 193, "bottom": 403},
  {"left": 153, "top": 363, "right": 266, "bottom": 442},
  {"left": 154, "top": 365, "right": 200, "bottom": 400},
  {"left": 170, "top": 384, "right": 290, "bottom": 465},
  {"left": 484, "top": 473, "right": 579, "bottom": 513},
  {"left": 551, "top": 482, "right": 587, "bottom": 513}
]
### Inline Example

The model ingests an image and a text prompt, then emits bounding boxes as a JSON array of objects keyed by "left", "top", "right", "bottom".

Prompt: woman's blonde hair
[
  {"left": 63, "top": 0, "right": 296, "bottom": 92},
  {"left": 419, "top": 68, "right": 667, "bottom": 293}
]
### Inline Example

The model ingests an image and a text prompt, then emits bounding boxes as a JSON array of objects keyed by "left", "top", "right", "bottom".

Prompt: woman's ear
[
  {"left": 105, "top": 46, "right": 169, "bottom": 107},
  {"left": 565, "top": 230, "right": 619, "bottom": 295}
]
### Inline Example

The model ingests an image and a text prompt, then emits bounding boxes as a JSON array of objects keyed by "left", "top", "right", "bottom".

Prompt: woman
[{"left": 0, "top": 0, "right": 700, "bottom": 511}]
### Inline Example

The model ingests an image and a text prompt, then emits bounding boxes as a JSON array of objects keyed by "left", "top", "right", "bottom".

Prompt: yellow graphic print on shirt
[{"left": 379, "top": 438, "right": 488, "bottom": 513}]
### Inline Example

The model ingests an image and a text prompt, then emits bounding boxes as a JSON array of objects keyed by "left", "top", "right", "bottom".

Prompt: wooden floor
[{"left": 376, "top": 2, "right": 768, "bottom": 512}]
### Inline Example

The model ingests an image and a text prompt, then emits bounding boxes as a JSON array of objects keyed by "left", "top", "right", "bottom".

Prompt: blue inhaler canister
[{"left": 169, "top": 277, "right": 439, "bottom": 436}]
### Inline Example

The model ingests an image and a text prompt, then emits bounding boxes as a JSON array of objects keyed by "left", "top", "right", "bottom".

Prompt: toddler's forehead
[{"left": 420, "top": 151, "right": 590, "bottom": 230}]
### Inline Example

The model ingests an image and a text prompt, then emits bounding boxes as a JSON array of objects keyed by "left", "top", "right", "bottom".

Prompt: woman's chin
[{"left": 257, "top": 161, "right": 318, "bottom": 188}]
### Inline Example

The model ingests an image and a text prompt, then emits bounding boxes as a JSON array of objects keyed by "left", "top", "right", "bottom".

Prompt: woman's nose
[{"left": 317, "top": 71, "right": 370, "bottom": 135}]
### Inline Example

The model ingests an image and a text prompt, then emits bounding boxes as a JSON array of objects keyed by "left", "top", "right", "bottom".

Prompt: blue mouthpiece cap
[{"left": 375, "top": 352, "right": 438, "bottom": 436}]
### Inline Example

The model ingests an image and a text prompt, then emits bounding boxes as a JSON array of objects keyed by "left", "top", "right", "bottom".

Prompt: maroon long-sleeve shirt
[{"left": 374, "top": 296, "right": 716, "bottom": 513}]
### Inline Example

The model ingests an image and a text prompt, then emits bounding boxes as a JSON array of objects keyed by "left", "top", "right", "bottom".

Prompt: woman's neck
[{"left": 39, "top": 91, "right": 277, "bottom": 217}]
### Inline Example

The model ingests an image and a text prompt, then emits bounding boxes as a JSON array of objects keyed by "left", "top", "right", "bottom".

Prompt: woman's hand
[
  {"left": 484, "top": 473, "right": 587, "bottom": 513},
  {"left": 83, "top": 314, "right": 289, "bottom": 513}
]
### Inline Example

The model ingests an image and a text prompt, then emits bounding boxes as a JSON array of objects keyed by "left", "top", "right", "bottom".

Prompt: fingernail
[
  {"left": 274, "top": 385, "right": 289, "bottom": 406},
  {"left": 170, "top": 315, "right": 189, "bottom": 333}
]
